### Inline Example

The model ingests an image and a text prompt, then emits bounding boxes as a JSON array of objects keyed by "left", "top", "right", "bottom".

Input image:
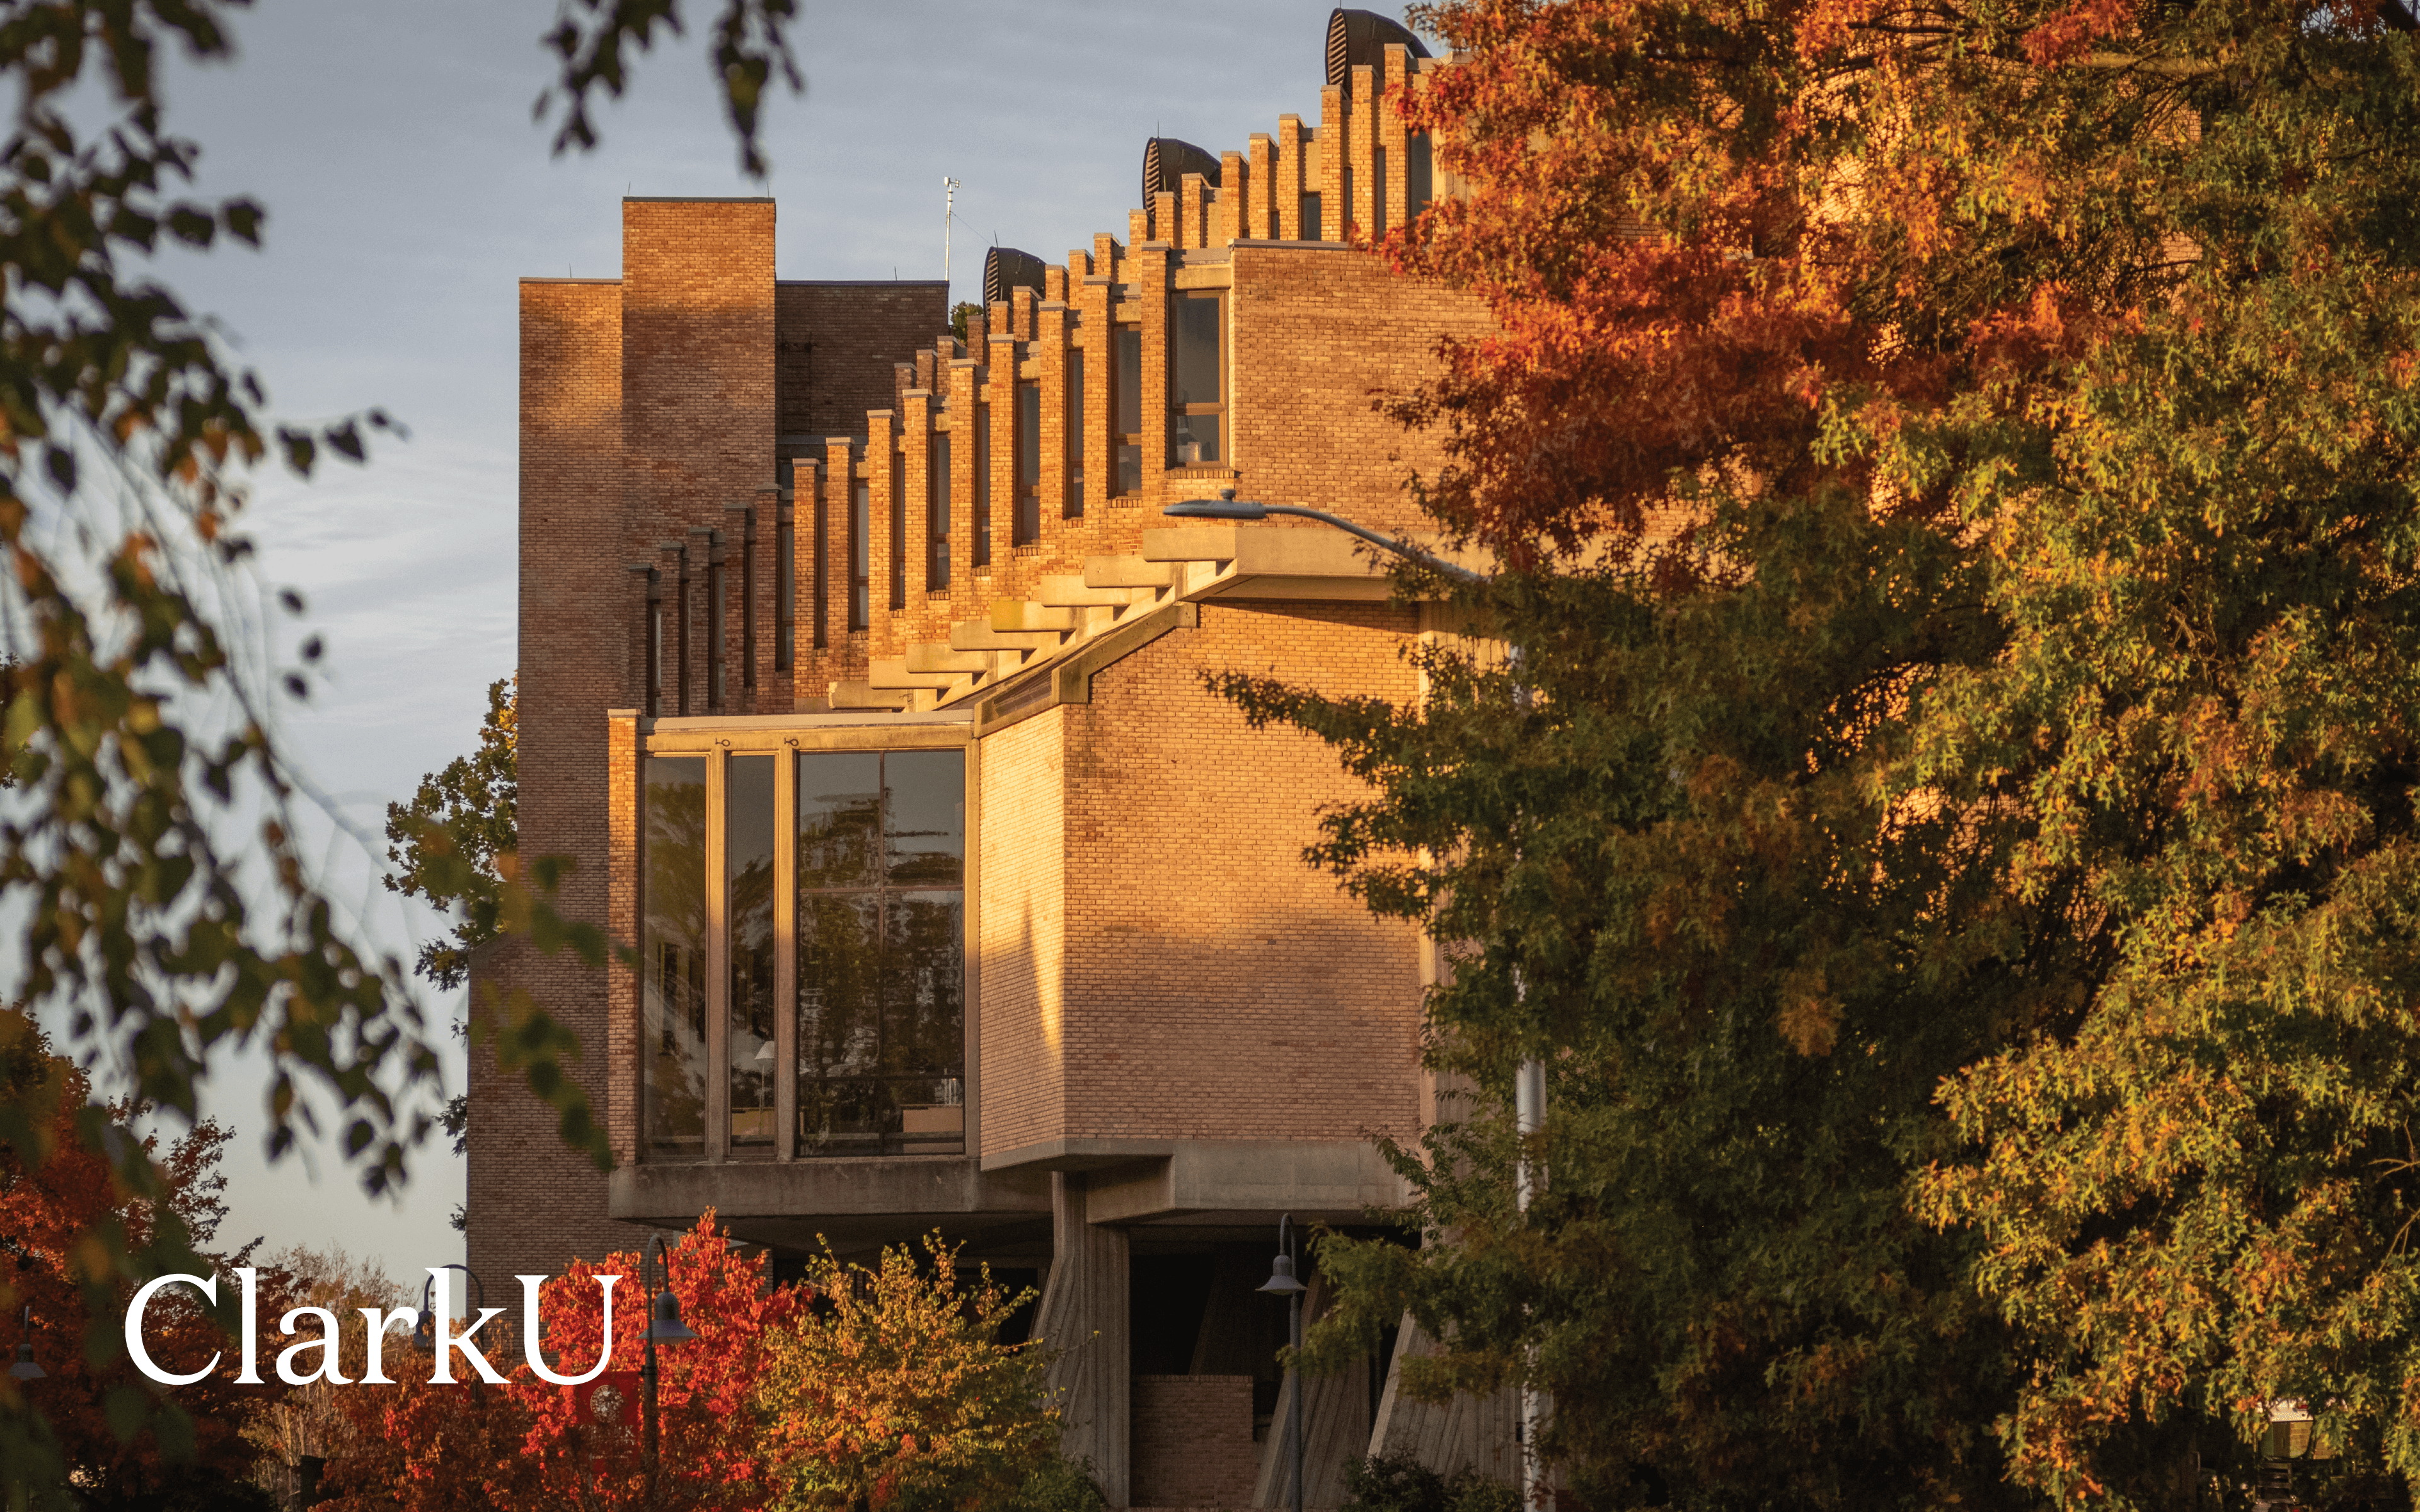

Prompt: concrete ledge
[
  {"left": 987, "top": 1138, "right": 1412, "bottom": 1225},
  {"left": 608, "top": 1155, "right": 1051, "bottom": 1225},
  {"left": 979, "top": 1137, "right": 1180, "bottom": 1173}
]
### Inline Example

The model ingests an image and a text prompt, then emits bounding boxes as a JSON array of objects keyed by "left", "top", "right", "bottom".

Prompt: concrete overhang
[
  {"left": 609, "top": 1154, "right": 1052, "bottom": 1228},
  {"left": 1143, "top": 524, "right": 1488, "bottom": 603},
  {"left": 982, "top": 1137, "right": 1412, "bottom": 1227}
]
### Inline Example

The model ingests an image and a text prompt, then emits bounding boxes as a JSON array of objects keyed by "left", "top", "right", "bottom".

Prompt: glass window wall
[
  {"left": 796, "top": 749, "right": 966, "bottom": 1155},
  {"left": 726, "top": 755, "right": 776, "bottom": 1147},
  {"left": 643, "top": 756, "right": 708, "bottom": 1154}
]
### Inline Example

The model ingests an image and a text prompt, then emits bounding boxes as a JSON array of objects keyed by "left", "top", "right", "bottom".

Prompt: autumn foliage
[
  {"left": 754, "top": 1238, "right": 1055, "bottom": 1512},
  {"left": 0, "top": 1009, "right": 287, "bottom": 1511},
  {"left": 1238, "top": 0, "right": 2420, "bottom": 1506},
  {"left": 321, "top": 1217, "right": 1056, "bottom": 1512}
]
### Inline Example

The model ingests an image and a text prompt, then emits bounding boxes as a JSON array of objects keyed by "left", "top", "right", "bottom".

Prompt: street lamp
[
  {"left": 411, "top": 1264, "right": 486, "bottom": 1352},
  {"left": 1175, "top": 493, "right": 1549, "bottom": 1508},
  {"left": 1258, "top": 1215, "right": 1310, "bottom": 1512},
  {"left": 9, "top": 1305, "right": 43, "bottom": 1381},
  {"left": 1163, "top": 492, "right": 1484, "bottom": 584},
  {"left": 640, "top": 1234, "right": 700, "bottom": 1507}
]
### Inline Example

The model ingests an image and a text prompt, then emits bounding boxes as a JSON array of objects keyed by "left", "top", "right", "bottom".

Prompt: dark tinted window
[
  {"left": 727, "top": 755, "right": 776, "bottom": 1147},
  {"left": 1172, "top": 294, "right": 1220, "bottom": 406},
  {"left": 796, "top": 748, "right": 967, "bottom": 1156},
  {"left": 643, "top": 757, "right": 708, "bottom": 1154}
]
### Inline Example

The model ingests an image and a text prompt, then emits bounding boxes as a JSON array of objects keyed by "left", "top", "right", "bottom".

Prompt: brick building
[{"left": 473, "top": 10, "right": 1517, "bottom": 1505}]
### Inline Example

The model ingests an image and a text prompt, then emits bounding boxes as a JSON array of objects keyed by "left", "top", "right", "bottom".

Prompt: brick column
[
  {"left": 1138, "top": 243, "right": 1171, "bottom": 507},
  {"left": 1278, "top": 115, "right": 1310, "bottom": 241}
]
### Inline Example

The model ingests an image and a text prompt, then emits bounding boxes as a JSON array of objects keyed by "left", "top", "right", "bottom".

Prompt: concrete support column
[{"left": 1037, "top": 1172, "right": 1131, "bottom": 1506}]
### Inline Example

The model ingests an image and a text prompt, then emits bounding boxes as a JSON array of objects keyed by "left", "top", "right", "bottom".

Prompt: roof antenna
[{"left": 943, "top": 176, "right": 960, "bottom": 293}]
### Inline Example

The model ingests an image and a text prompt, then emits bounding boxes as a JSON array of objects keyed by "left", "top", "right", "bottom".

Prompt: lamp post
[
  {"left": 1258, "top": 1215, "right": 1310, "bottom": 1512},
  {"left": 640, "top": 1234, "right": 700, "bottom": 1508},
  {"left": 1171, "top": 493, "right": 1548, "bottom": 1509},
  {"left": 9, "top": 1305, "right": 43, "bottom": 1381},
  {"left": 410, "top": 1264, "right": 486, "bottom": 1353}
]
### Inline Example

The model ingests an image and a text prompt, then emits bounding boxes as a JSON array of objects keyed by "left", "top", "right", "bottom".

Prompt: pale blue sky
[{"left": 89, "top": 0, "right": 1379, "bottom": 1292}]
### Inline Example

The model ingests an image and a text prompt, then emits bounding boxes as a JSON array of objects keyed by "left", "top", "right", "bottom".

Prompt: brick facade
[
  {"left": 481, "top": 20, "right": 1511, "bottom": 1504},
  {"left": 1132, "top": 1375, "right": 1258, "bottom": 1509}
]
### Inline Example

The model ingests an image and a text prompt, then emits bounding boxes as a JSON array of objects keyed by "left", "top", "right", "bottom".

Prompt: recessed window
[
  {"left": 1168, "top": 291, "right": 1224, "bottom": 467},
  {"left": 974, "top": 403, "right": 992, "bottom": 568},
  {"left": 930, "top": 433, "right": 952, "bottom": 590},
  {"left": 776, "top": 510, "right": 795, "bottom": 670},
  {"left": 647, "top": 590, "right": 664, "bottom": 716},
  {"left": 812, "top": 486, "right": 829, "bottom": 651},
  {"left": 1407, "top": 132, "right": 1433, "bottom": 219},
  {"left": 889, "top": 448, "right": 908, "bottom": 611},
  {"left": 707, "top": 553, "right": 725, "bottom": 709},
  {"left": 850, "top": 480, "right": 870, "bottom": 631},
  {"left": 1066, "top": 350, "right": 1085, "bottom": 520},
  {"left": 1113, "top": 326, "right": 1142, "bottom": 495},
  {"left": 1015, "top": 381, "right": 1041, "bottom": 545},
  {"left": 1300, "top": 192, "right": 1323, "bottom": 242}
]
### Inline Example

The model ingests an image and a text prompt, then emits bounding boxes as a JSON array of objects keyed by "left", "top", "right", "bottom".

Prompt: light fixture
[
  {"left": 1167, "top": 492, "right": 1269, "bottom": 521},
  {"left": 1260, "top": 1215, "right": 1308, "bottom": 1512},
  {"left": 9, "top": 1307, "right": 42, "bottom": 1381},
  {"left": 647, "top": 1287, "right": 700, "bottom": 1344}
]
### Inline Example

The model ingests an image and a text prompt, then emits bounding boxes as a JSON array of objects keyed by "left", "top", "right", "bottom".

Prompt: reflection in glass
[
  {"left": 1016, "top": 382, "right": 1041, "bottom": 546},
  {"left": 797, "top": 751, "right": 882, "bottom": 887},
  {"left": 1168, "top": 292, "right": 1222, "bottom": 466},
  {"left": 1114, "top": 327, "right": 1141, "bottom": 436},
  {"left": 727, "top": 755, "right": 776, "bottom": 1147},
  {"left": 1067, "top": 350, "right": 1085, "bottom": 518},
  {"left": 643, "top": 757, "right": 708, "bottom": 1153},
  {"left": 796, "top": 750, "right": 966, "bottom": 1155},
  {"left": 931, "top": 433, "right": 952, "bottom": 590}
]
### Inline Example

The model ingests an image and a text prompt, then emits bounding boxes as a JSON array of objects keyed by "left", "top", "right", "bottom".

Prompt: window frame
[
  {"left": 1111, "top": 324, "right": 1143, "bottom": 496},
  {"left": 637, "top": 729, "right": 976, "bottom": 1164},
  {"left": 1167, "top": 289, "right": 1227, "bottom": 468}
]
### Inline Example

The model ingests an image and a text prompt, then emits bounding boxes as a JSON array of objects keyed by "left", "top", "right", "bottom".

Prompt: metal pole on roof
[{"left": 943, "top": 178, "right": 959, "bottom": 297}]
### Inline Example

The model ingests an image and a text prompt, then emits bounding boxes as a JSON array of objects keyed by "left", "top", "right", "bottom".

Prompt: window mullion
[
  {"left": 705, "top": 748, "right": 730, "bottom": 1161},
  {"left": 773, "top": 743, "right": 797, "bottom": 1161}
]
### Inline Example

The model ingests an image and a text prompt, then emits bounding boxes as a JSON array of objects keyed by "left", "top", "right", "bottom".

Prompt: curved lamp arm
[{"left": 1165, "top": 494, "right": 1487, "bottom": 585}]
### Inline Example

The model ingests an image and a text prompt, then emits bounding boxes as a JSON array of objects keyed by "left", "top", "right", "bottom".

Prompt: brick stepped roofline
[
  {"left": 818, "top": 520, "right": 1487, "bottom": 716},
  {"left": 770, "top": 42, "right": 1472, "bottom": 711}
]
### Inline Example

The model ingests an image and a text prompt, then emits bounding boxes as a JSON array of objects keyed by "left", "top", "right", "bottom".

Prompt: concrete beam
[
  {"left": 984, "top": 1138, "right": 1412, "bottom": 1224},
  {"left": 607, "top": 1154, "right": 1052, "bottom": 1225}
]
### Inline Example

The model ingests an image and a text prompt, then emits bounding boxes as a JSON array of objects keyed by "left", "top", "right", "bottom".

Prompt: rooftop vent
[
  {"left": 1325, "top": 8, "right": 1431, "bottom": 88},
  {"left": 982, "top": 246, "right": 1047, "bottom": 306},
  {"left": 1141, "top": 136, "right": 1224, "bottom": 210}
]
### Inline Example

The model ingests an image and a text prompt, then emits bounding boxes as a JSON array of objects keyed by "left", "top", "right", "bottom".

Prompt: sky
[{"left": 60, "top": 0, "right": 1383, "bottom": 1297}]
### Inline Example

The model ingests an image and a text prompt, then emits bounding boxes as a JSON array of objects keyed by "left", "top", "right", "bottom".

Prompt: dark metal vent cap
[
  {"left": 1326, "top": 8, "right": 1431, "bottom": 88},
  {"left": 1141, "top": 136, "right": 1224, "bottom": 210},
  {"left": 982, "top": 246, "right": 1047, "bottom": 306}
]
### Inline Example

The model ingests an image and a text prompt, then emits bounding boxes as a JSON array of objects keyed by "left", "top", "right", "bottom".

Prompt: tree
[
  {"left": 754, "top": 1236, "right": 1057, "bottom": 1512},
  {"left": 236, "top": 1247, "right": 409, "bottom": 1508},
  {"left": 0, "top": 3, "right": 802, "bottom": 1499},
  {"left": 321, "top": 1211, "right": 798, "bottom": 1512},
  {"left": 383, "top": 673, "right": 517, "bottom": 1209},
  {"left": 1231, "top": 0, "right": 2420, "bottom": 1506},
  {"left": 0, "top": 1009, "right": 288, "bottom": 1512},
  {"left": 384, "top": 674, "right": 517, "bottom": 996}
]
